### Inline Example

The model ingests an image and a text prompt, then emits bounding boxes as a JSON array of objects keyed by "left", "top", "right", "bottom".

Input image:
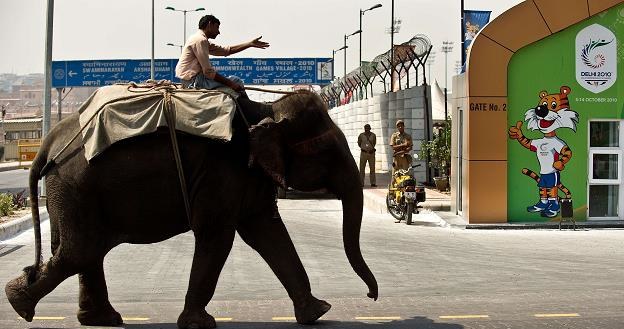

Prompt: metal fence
[{"left": 320, "top": 34, "right": 433, "bottom": 109}]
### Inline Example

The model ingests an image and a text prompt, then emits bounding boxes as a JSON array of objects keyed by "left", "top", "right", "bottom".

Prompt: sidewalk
[
  {"left": 361, "top": 171, "right": 460, "bottom": 228},
  {"left": 360, "top": 171, "right": 624, "bottom": 229}
]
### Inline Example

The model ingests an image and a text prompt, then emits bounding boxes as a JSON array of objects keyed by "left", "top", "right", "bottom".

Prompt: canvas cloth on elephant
[{"left": 78, "top": 84, "right": 236, "bottom": 161}]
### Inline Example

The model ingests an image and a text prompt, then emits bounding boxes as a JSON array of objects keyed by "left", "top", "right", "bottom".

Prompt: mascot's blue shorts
[{"left": 538, "top": 172, "right": 560, "bottom": 188}]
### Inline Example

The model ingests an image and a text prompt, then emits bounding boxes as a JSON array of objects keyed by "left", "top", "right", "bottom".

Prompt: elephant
[{"left": 5, "top": 89, "right": 378, "bottom": 329}]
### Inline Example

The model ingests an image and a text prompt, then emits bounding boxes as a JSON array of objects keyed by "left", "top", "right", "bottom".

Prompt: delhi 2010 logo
[
  {"left": 581, "top": 39, "right": 612, "bottom": 69},
  {"left": 576, "top": 24, "right": 617, "bottom": 94}
]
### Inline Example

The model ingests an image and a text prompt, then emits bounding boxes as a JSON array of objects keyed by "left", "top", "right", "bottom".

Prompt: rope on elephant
[
  {"left": 123, "top": 80, "right": 300, "bottom": 96},
  {"left": 162, "top": 90, "right": 193, "bottom": 227},
  {"left": 244, "top": 86, "right": 300, "bottom": 95}
]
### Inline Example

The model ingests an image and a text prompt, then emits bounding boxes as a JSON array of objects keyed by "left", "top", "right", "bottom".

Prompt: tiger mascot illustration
[{"left": 508, "top": 86, "right": 579, "bottom": 218}]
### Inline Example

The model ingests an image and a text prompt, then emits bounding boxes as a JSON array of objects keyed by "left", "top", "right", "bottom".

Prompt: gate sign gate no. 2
[{"left": 52, "top": 58, "right": 333, "bottom": 88}]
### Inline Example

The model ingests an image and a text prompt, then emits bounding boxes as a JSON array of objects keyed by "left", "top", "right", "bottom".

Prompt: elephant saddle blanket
[{"left": 78, "top": 83, "right": 237, "bottom": 161}]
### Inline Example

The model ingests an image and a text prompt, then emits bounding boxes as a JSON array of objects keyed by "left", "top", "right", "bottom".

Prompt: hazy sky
[{"left": 0, "top": 0, "right": 523, "bottom": 85}]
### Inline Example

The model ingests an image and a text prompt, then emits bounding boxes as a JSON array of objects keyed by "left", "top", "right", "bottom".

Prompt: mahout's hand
[{"left": 249, "top": 36, "right": 270, "bottom": 49}]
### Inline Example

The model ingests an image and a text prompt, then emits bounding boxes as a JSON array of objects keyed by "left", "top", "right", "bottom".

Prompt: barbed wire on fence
[{"left": 320, "top": 34, "right": 433, "bottom": 109}]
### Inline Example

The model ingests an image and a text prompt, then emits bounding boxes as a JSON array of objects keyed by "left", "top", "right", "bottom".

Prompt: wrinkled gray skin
[{"left": 5, "top": 91, "right": 378, "bottom": 329}]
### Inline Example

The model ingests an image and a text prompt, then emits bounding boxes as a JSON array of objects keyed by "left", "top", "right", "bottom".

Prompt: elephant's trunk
[{"left": 338, "top": 169, "right": 378, "bottom": 301}]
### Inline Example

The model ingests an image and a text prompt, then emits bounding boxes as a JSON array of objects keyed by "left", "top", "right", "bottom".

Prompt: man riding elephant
[{"left": 175, "top": 14, "right": 269, "bottom": 93}]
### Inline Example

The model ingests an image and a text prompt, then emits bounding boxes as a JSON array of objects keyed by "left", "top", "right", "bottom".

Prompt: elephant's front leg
[
  {"left": 77, "top": 261, "right": 123, "bottom": 326},
  {"left": 177, "top": 227, "right": 236, "bottom": 329},
  {"left": 237, "top": 216, "right": 331, "bottom": 324}
]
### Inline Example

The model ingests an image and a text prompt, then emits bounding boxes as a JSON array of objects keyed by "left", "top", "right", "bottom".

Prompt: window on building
[
  {"left": 5, "top": 131, "right": 20, "bottom": 141},
  {"left": 21, "top": 130, "right": 41, "bottom": 139},
  {"left": 588, "top": 120, "right": 622, "bottom": 219}
]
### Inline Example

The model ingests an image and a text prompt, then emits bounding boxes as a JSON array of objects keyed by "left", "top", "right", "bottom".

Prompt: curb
[
  {"left": 0, "top": 208, "right": 48, "bottom": 241},
  {"left": 0, "top": 165, "right": 23, "bottom": 173},
  {"left": 465, "top": 221, "right": 624, "bottom": 230},
  {"left": 0, "top": 162, "right": 31, "bottom": 173}
]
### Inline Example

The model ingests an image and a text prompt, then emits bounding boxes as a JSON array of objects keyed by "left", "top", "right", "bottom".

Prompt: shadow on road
[{"left": 123, "top": 316, "right": 464, "bottom": 328}]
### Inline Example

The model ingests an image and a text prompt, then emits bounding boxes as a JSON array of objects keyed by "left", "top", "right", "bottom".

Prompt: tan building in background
[{"left": 451, "top": 0, "right": 624, "bottom": 224}]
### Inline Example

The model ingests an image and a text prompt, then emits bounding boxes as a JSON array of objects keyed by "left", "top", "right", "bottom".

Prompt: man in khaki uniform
[
  {"left": 357, "top": 124, "right": 376, "bottom": 187},
  {"left": 390, "top": 120, "right": 413, "bottom": 173}
]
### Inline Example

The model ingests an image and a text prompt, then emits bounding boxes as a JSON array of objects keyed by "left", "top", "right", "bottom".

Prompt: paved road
[
  {"left": 1, "top": 199, "right": 623, "bottom": 328},
  {"left": 0, "top": 168, "right": 39, "bottom": 196}
]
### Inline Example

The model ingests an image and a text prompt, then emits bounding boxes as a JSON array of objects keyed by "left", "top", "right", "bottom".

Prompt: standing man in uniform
[
  {"left": 175, "top": 14, "right": 269, "bottom": 92},
  {"left": 391, "top": 120, "right": 413, "bottom": 173},
  {"left": 357, "top": 124, "right": 377, "bottom": 187}
]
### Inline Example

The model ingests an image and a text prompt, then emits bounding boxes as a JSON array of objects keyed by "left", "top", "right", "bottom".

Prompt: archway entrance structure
[{"left": 453, "top": 0, "right": 624, "bottom": 223}]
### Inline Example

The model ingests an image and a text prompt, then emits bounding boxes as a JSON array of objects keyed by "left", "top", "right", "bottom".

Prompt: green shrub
[
  {"left": 420, "top": 120, "right": 451, "bottom": 177},
  {"left": 0, "top": 193, "right": 15, "bottom": 217}
]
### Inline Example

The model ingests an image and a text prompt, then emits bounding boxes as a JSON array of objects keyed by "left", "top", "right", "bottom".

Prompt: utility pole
[
  {"left": 151, "top": 0, "right": 155, "bottom": 80},
  {"left": 390, "top": 0, "right": 395, "bottom": 92},
  {"left": 43, "top": 0, "right": 54, "bottom": 197}
]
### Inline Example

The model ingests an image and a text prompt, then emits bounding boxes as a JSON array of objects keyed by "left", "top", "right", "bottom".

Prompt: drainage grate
[{"left": 0, "top": 244, "right": 24, "bottom": 257}]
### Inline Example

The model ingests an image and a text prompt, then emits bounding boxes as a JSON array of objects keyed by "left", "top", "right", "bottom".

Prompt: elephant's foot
[
  {"left": 294, "top": 296, "right": 331, "bottom": 325},
  {"left": 5, "top": 274, "right": 37, "bottom": 322},
  {"left": 77, "top": 305, "right": 123, "bottom": 326},
  {"left": 177, "top": 309, "right": 216, "bottom": 329}
]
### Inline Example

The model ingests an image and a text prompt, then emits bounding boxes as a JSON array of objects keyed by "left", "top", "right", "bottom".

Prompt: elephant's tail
[{"left": 24, "top": 150, "right": 49, "bottom": 285}]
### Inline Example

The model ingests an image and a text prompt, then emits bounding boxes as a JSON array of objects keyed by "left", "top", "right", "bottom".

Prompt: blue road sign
[
  {"left": 52, "top": 59, "right": 175, "bottom": 88},
  {"left": 52, "top": 58, "right": 332, "bottom": 88}
]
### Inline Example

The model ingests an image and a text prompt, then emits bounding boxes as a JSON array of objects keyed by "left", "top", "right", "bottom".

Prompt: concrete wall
[{"left": 328, "top": 85, "right": 432, "bottom": 184}]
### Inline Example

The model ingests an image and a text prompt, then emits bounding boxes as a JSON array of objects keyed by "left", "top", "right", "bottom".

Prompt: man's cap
[
  {"left": 364, "top": 124, "right": 371, "bottom": 129},
  {"left": 396, "top": 119, "right": 404, "bottom": 127}
]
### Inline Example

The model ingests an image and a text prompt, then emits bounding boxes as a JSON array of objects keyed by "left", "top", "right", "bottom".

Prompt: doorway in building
[{"left": 588, "top": 120, "right": 623, "bottom": 220}]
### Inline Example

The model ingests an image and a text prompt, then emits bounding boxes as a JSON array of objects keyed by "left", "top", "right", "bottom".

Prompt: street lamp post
[
  {"left": 359, "top": 4, "right": 382, "bottom": 76},
  {"left": 167, "top": 43, "right": 184, "bottom": 53},
  {"left": 441, "top": 41, "right": 454, "bottom": 91},
  {"left": 427, "top": 53, "right": 436, "bottom": 83},
  {"left": 441, "top": 41, "right": 454, "bottom": 121},
  {"left": 165, "top": 6, "right": 205, "bottom": 45},
  {"left": 344, "top": 29, "right": 362, "bottom": 79},
  {"left": 332, "top": 46, "right": 348, "bottom": 81}
]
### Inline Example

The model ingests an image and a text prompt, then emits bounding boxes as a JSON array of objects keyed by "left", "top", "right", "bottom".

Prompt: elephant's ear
[{"left": 249, "top": 117, "right": 287, "bottom": 188}]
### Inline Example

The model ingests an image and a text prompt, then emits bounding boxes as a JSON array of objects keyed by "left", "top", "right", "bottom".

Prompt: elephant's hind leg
[
  {"left": 177, "top": 227, "right": 236, "bottom": 329},
  {"left": 77, "top": 261, "right": 123, "bottom": 326},
  {"left": 5, "top": 255, "right": 76, "bottom": 322},
  {"left": 237, "top": 217, "right": 331, "bottom": 324}
]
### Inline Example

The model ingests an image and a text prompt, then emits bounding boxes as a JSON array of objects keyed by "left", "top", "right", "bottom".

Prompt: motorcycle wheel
[
  {"left": 406, "top": 202, "right": 413, "bottom": 225},
  {"left": 386, "top": 193, "right": 404, "bottom": 220}
]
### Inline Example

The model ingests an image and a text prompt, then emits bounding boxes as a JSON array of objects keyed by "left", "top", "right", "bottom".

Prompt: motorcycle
[{"left": 386, "top": 162, "right": 426, "bottom": 225}]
